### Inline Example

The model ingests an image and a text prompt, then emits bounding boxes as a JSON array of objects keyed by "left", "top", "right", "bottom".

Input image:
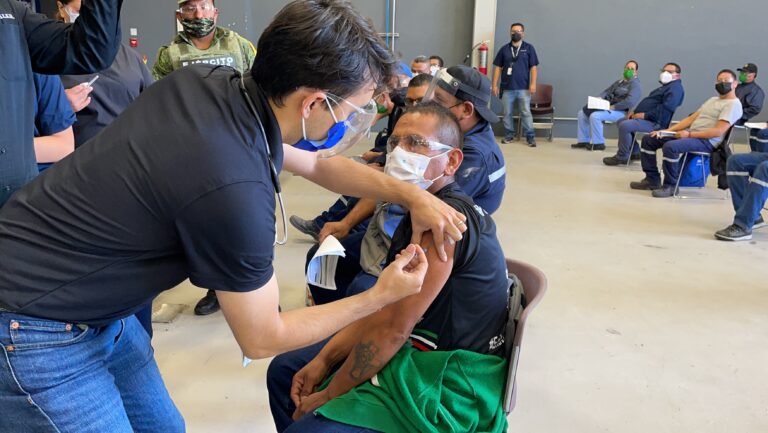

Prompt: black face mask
[
  {"left": 511, "top": 33, "right": 522, "bottom": 43},
  {"left": 715, "top": 82, "right": 732, "bottom": 95}
]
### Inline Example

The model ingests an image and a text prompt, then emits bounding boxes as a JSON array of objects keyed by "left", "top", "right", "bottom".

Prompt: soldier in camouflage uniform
[{"left": 152, "top": 0, "right": 256, "bottom": 80}]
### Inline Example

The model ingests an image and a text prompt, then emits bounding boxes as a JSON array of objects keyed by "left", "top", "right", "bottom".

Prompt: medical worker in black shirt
[
  {"left": 0, "top": 0, "right": 122, "bottom": 207},
  {"left": 0, "top": 1, "right": 466, "bottom": 431}
]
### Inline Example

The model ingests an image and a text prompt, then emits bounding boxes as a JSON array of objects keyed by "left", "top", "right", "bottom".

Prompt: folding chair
[
  {"left": 625, "top": 131, "right": 648, "bottom": 170},
  {"left": 503, "top": 259, "right": 547, "bottom": 414},
  {"left": 517, "top": 84, "right": 555, "bottom": 142}
]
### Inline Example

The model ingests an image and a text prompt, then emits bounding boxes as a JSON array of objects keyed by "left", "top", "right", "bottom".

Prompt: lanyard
[{"left": 510, "top": 44, "right": 522, "bottom": 61}]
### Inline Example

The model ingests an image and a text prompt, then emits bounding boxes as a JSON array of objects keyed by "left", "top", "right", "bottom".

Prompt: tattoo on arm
[{"left": 349, "top": 341, "right": 380, "bottom": 381}]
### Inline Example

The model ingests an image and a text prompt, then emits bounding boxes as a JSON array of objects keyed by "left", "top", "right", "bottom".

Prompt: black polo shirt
[
  {"left": 386, "top": 183, "right": 509, "bottom": 356},
  {"left": 0, "top": 65, "right": 283, "bottom": 326}
]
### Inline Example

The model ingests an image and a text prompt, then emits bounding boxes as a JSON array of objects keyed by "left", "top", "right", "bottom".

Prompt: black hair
[
  {"left": 664, "top": 62, "right": 682, "bottom": 74},
  {"left": 404, "top": 102, "right": 464, "bottom": 150},
  {"left": 626, "top": 59, "right": 639, "bottom": 71},
  {"left": 408, "top": 73, "right": 433, "bottom": 88},
  {"left": 718, "top": 69, "right": 738, "bottom": 81},
  {"left": 252, "top": 0, "right": 396, "bottom": 106},
  {"left": 510, "top": 22, "right": 525, "bottom": 31},
  {"left": 429, "top": 55, "right": 445, "bottom": 67}
]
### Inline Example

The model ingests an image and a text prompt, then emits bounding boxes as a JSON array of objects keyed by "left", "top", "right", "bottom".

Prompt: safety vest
[{"left": 167, "top": 28, "right": 248, "bottom": 74}]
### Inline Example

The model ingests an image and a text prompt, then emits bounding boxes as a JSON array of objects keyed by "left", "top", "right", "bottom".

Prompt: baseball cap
[
  {"left": 738, "top": 63, "right": 758, "bottom": 75},
  {"left": 440, "top": 65, "right": 499, "bottom": 123}
]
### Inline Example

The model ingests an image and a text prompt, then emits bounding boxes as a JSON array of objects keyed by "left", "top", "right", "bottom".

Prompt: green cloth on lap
[{"left": 317, "top": 345, "right": 509, "bottom": 433}]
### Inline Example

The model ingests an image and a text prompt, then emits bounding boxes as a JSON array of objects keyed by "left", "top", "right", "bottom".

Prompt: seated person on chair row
[
  {"left": 735, "top": 63, "right": 765, "bottom": 125},
  {"left": 268, "top": 104, "right": 511, "bottom": 433},
  {"left": 603, "top": 63, "right": 685, "bottom": 166},
  {"left": 291, "top": 66, "right": 507, "bottom": 242},
  {"left": 749, "top": 127, "right": 768, "bottom": 153},
  {"left": 630, "top": 69, "right": 743, "bottom": 198},
  {"left": 572, "top": 60, "right": 642, "bottom": 151},
  {"left": 714, "top": 144, "right": 768, "bottom": 241}
]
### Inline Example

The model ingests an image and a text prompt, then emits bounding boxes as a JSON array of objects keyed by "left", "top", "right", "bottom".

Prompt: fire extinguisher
[{"left": 478, "top": 43, "right": 489, "bottom": 75}]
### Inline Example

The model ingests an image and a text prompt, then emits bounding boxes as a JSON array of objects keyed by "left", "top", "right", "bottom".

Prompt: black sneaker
[
  {"left": 630, "top": 153, "right": 641, "bottom": 161},
  {"left": 527, "top": 137, "right": 537, "bottom": 147},
  {"left": 194, "top": 290, "right": 220, "bottom": 316},
  {"left": 630, "top": 178, "right": 662, "bottom": 190},
  {"left": 753, "top": 216, "right": 766, "bottom": 229},
  {"left": 571, "top": 142, "right": 589, "bottom": 149},
  {"left": 500, "top": 136, "right": 516, "bottom": 144},
  {"left": 603, "top": 155, "right": 628, "bottom": 166},
  {"left": 587, "top": 143, "right": 606, "bottom": 151},
  {"left": 289, "top": 215, "right": 320, "bottom": 241},
  {"left": 715, "top": 224, "right": 752, "bottom": 241},
  {"left": 651, "top": 185, "right": 675, "bottom": 198}
]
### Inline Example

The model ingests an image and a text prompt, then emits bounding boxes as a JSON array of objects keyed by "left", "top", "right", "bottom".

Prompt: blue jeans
[
  {"left": 616, "top": 119, "right": 657, "bottom": 159},
  {"left": 576, "top": 110, "right": 627, "bottom": 144},
  {"left": 0, "top": 313, "right": 184, "bottom": 433},
  {"left": 286, "top": 413, "right": 382, "bottom": 433},
  {"left": 313, "top": 196, "right": 359, "bottom": 228},
  {"left": 749, "top": 128, "right": 768, "bottom": 153},
  {"left": 501, "top": 89, "right": 533, "bottom": 139},
  {"left": 727, "top": 152, "right": 768, "bottom": 230},
  {"left": 640, "top": 135, "right": 714, "bottom": 186}
]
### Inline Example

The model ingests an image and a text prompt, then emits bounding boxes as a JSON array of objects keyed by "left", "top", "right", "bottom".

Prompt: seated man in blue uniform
[
  {"left": 291, "top": 65, "right": 507, "bottom": 243},
  {"left": 268, "top": 103, "right": 511, "bottom": 433},
  {"left": 630, "top": 69, "right": 743, "bottom": 198},
  {"left": 603, "top": 62, "right": 685, "bottom": 166}
]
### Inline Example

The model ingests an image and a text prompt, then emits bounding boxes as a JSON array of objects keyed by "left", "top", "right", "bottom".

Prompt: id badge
[{"left": 507, "top": 67, "right": 513, "bottom": 76}]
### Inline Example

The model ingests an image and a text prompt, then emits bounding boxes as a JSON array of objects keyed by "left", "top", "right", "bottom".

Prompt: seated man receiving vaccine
[{"left": 267, "top": 103, "right": 511, "bottom": 433}]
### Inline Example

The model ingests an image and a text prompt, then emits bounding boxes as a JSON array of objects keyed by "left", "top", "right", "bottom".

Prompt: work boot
[
  {"left": 603, "top": 155, "right": 628, "bottom": 166},
  {"left": 629, "top": 178, "right": 662, "bottom": 190},
  {"left": 587, "top": 143, "right": 606, "bottom": 151},
  {"left": 571, "top": 142, "right": 589, "bottom": 149},
  {"left": 651, "top": 185, "right": 675, "bottom": 198},
  {"left": 289, "top": 215, "right": 320, "bottom": 242},
  {"left": 194, "top": 290, "right": 220, "bottom": 316},
  {"left": 714, "top": 224, "right": 752, "bottom": 241}
]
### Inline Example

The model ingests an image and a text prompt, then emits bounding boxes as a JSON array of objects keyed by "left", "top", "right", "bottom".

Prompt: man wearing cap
[
  {"left": 735, "top": 63, "right": 765, "bottom": 125},
  {"left": 152, "top": 0, "right": 256, "bottom": 80}
]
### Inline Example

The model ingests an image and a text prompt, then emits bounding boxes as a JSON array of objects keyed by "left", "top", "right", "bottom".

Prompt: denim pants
[
  {"left": 501, "top": 89, "right": 533, "bottom": 139},
  {"left": 726, "top": 152, "right": 768, "bottom": 229},
  {"left": 749, "top": 128, "right": 768, "bottom": 153},
  {"left": 576, "top": 109, "right": 627, "bottom": 144},
  {"left": 313, "top": 196, "right": 359, "bottom": 227},
  {"left": 285, "top": 413, "right": 382, "bottom": 433},
  {"left": 640, "top": 135, "right": 714, "bottom": 186},
  {"left": 0, "top": 312, "right": 184, "bottom": 433},
  {"left": 616, "top": 119, "right": 657, "bottom": 159}
]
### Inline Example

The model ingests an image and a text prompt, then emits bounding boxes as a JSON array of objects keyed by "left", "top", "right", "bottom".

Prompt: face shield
[
  {"left": 421, "top": 68, "right": 463, "bottom": 104},
  {"left": 297, "top": 94, "right": 378, "bottom": 159}
]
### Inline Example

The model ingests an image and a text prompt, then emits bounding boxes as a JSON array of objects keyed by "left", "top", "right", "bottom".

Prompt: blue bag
[{"left": 679, "top": 154, "right": 710, "bottom": 187}]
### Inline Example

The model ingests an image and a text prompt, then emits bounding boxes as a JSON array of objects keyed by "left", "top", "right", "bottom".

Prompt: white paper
[
  {"left": 587, "top": 96, "right": 610, "bottom": 111},
  {"left": 657, "top": 130, "right": 677, "bottom": 138},
  {"left": 306, "top": 235, "right": 346, "bottom": 290},
  {"left": 744, "top": 122, "right": 768, "bottom": 130}
]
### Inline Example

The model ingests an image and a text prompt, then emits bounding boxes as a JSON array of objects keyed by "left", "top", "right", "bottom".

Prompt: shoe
[
  {"left": 289, "top": 215, "right": 320, "bottom": 241},
  {"left": 754, "top": 216, "right": 766, "bottom": 229},
  {"left": 630, "top": 153, "right": 641, "bottom": 161},
  {"left": 587, "top": 143, "right": 606, "bottom": 151},
  {"left": 715, "top": 224, "right": 752, "bottom": 241},
  {"left": 194, "top": 290, "right": 220, "bottom": 316},
  {"left": 501, "top": 136, "right": 516, "bottom": 144},
  {"left": 651, "top": 185, "right": 675, "bottom": 198},
  {"left": 527, "top": 137, "right": 537, "bottom": 147},
  {"left": 630, "top": 178, "right": 662, "bottom": 190},
  {"left": 571, "top": 142, "right": 589, "bottom": 149},
  {"left": 603, "top": 155, "right": 628, "bottom": 166}
]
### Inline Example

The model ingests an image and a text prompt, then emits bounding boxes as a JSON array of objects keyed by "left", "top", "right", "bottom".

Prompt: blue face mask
[{"left": 294, "top": 97, "right": 348, "bottom": 152}]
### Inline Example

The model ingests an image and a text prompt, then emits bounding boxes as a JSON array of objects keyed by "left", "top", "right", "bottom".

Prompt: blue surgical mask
[{"left": 294, "top": 97, "right": 348, "bottom": 152}]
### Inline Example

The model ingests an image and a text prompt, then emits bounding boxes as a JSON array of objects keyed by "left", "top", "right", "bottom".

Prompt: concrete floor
[{"left": 152, "top": 137, "right": 768, "bottom": 433}]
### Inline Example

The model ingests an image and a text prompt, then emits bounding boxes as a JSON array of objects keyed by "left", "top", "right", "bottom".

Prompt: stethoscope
[{"left": 239, "top": 74, "right": 289, "bottom": 246}]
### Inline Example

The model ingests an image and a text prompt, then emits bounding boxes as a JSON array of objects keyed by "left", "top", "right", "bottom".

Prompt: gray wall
[
  {"left": 495, "top": 0, "right": 768, "bottom": 136},
  {"left": 119, "top": 0, "right": 473, "bottom": 71}
]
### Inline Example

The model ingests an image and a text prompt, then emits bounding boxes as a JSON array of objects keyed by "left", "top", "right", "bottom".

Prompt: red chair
[{"left": 503, "top": 259, "right": 547, "bottom": 414}]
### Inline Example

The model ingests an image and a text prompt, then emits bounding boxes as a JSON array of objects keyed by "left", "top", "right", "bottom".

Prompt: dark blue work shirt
[
  {"left": 633, "top": 80, "right": 685, "bottom": 129},
  {"left": 61, "top": 43, "right": 154, "bottom": 147},
  {"left": 0, "top": 66, "right": 283, "bottom": 326},
  {"left": 0, "top": 0, "right": 122, "bottom": 207},
  {"left": 493, "top": 41, "right": 539, "bottom": 91},
  {"left": 456, "top": 120, "right": 506, "bottom": 214},
  {"left": 33, "top": 73, "right": 76, "bottom": 172}
]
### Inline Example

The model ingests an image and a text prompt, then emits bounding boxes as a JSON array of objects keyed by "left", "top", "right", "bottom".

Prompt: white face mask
[
  {"left": 63, "top": 6, "right": 78, "bottom": 22},
  {"left": 429, "top": 65, "right": 440, "bottom": 76},
  {"left": 659, "top": 71, "right": 674, "bottom": 84},
  {"left": 385, "top": 146, "right": 449, "bottom": 190}
]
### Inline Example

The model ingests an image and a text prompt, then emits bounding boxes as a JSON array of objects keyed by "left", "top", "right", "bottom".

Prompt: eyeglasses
[
  {"left": 178, "top": 2, "right": 215, "bottom": 15},
  {"left": 386, "top": 134, "right": 453, "bottom": 153}
]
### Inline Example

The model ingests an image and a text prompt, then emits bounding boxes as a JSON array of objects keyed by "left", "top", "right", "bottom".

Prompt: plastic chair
[
  {"left": 517, "top": 84, "right": 555, "bottom": 142},
  {"left": 503, "top": 259, "right": 547, "bottom": 414}
]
